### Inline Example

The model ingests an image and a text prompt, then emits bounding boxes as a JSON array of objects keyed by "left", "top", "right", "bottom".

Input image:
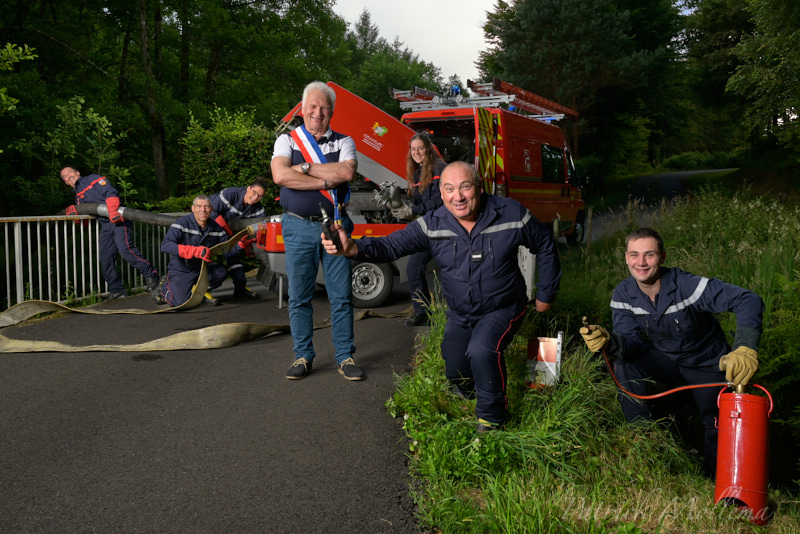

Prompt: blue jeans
[{"left": 282, "top": 213, "right": 355, "bottom": 365}]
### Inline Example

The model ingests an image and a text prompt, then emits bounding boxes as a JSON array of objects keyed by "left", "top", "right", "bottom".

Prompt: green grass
[{"left": 389, "top": 183, "right": 800, "bottom": 533}]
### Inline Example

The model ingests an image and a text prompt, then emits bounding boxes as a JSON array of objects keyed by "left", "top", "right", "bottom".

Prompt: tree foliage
[
  {"left": 343, "top": 10, "right": 442, "bottom": 116},
  {"left": 478, "top": 0, "right": 680, "bottom": 175},
  {"left": 727, "top": 0, "right": 800, "bottom": 153},
  {"left": 0, "top": 2, "right": 451, "bottom": 216},
  {"left": 0, "top": 42, "right": 36, "bottom": 117},
  {"left": 682, "top": 0, "right": 753, "bottom": 152},
  {"left": 181, "top": 108, "right": 280, "bottom": 213}
]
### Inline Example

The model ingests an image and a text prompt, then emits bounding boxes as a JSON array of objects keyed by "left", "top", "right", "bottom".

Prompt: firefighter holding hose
[
  {"left": 61, "top": 166, "right": 159, "bottom": 300},
  {"left": 580, "top": 227, "right": 764, "bottom": 475},
  {"left": 153, "top": 195, "right": 230, "bottom": 307},
  {"left": 208, "top": 177, "right": 268, "bottom": 300}
]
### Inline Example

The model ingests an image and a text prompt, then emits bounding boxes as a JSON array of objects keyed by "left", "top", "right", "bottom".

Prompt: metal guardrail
[{"left": 1, "top": 215, "right": 170, "bottom": 310}]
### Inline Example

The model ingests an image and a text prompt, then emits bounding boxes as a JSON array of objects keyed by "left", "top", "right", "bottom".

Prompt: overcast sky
[{"left": 331, "top": 0, "right": 490, "bottom": 84}]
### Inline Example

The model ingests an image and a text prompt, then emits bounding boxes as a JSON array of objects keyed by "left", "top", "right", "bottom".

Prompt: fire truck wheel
[{"left": 351, "top": 261, "right": 393, "bottom": 309}]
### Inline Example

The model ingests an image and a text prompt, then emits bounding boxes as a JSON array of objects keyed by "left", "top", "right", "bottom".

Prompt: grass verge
[{"left": 389, "top": 184, "right": 800, "bottom": 533}]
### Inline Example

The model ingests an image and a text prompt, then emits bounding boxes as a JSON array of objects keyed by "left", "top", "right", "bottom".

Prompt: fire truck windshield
[{"left": 405, "top": 119, "right": 476, "bottom": 165}]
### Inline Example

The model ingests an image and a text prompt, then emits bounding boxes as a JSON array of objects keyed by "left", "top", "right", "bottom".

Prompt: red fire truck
[
  {"left": 394, "top": 79, "right": 585, "bottom": 244},
  {"left": 257, "top": 80, "right": 585, "bottom": 308}
]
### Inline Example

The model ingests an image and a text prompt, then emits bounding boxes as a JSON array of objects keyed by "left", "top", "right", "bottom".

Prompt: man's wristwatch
[{"left": 301, "top": 162, "right": 311, "bottom": 175}]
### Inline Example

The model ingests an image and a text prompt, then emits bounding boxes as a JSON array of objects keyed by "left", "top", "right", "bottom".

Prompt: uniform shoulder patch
[{"left": 99, "top": 179, "right": 107, "bottom": 186}]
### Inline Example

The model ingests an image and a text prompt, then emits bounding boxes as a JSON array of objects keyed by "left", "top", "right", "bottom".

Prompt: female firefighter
[{"left": 392, "top": 132, "right": 446, "bottom": 327}]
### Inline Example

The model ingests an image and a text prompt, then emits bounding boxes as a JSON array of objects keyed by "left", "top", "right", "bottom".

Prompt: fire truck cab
[{"left": 393, "top": 79, "right": 585, "bottom": 243}]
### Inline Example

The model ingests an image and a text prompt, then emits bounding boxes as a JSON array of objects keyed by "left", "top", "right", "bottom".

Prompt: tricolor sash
[{"left": 290, "top": 125, "right": 350, "bottom": 222}]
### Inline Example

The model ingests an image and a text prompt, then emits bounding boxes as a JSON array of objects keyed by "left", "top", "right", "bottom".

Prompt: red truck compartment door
[{"left": 282, "top": 82, "right": 416, "bottom": 187}]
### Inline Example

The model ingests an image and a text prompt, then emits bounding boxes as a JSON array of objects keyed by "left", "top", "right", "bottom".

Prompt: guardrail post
[
  {"left": 14, "top": 221, "right": 24, "bottom": 305},
  {"left": 585, "top": 205, "right": 593, "bottom": 254}
]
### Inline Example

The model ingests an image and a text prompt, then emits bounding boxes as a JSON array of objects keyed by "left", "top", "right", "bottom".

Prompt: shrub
[
  {"left": 661, "top": 151, "right": 740, "bottom": 171},
  {"left": 181, "top": 108, "right": 280, "bottom": 214}
]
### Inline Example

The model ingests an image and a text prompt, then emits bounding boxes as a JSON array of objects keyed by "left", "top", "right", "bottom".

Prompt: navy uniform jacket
[
  {"left": 73, "top": 174, "right": 119, "bottom": 223},
  {"left": 355, "top": 193, "right": 561, "bottom": 321},
  {"left": 409, "top": 161, "right": 445, "bottom": 216},
  {"left": 161, "top": 214, "right": 229, "bottom": 274},
  {"left": 210, "top": 187, "right": 266, "bottom": 223},
  {"left": 611, "top": 267, "right": 764, "bottom": 363}
]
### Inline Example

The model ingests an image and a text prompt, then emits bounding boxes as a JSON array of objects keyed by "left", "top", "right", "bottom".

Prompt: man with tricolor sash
[{"left": 270, "top": 81, "right": 362, "bottom": 382}]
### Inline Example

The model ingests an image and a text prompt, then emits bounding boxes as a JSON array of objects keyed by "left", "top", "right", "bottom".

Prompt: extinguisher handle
[
  {"left": 752, "top": 383, "right": 774, "bottom": 416},
  {"left": 717, "top": 383, "right": 774, "bottom": 416}
]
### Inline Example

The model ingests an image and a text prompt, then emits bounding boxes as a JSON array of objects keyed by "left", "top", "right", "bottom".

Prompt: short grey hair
[
  {"left": 193, "top": 194, "right": 211, "bottom": 206},
  {"left": 302, "top": 81, "right": 336, "bottom": 111}
]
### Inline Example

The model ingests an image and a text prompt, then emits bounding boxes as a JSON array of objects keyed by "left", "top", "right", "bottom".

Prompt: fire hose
[
  {"left": 0, "top": 212, "right": 410, "bottom": 352},
  {"left": 582, "top": 316, "right": 731, "bottom": 399}
]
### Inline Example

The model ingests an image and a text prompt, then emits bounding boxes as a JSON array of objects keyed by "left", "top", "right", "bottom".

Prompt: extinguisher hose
[{"left": 599, "top": 347, "right": 728, "bottom": 400}]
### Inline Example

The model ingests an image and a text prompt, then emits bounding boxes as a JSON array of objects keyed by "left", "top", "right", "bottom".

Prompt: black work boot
[
  {"left": 145, "top": 276, "right": 159, "bottom": 292},
  {"left": 233, "top": 286, "right": 260, "bottom": 300}
]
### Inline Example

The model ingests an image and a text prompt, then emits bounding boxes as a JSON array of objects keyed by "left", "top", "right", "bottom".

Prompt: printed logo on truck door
[
  {"left": 524, "top": 149, "right": 531, "bottom": 173},
  {"left": 372, "top": 122, "right": 388, "bottom": 137},
  {"left": 363, "top": 122, "right": 388, "bottom": 150}
]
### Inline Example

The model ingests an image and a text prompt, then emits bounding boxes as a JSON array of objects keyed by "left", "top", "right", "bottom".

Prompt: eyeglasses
[
  {"left": 409, "top": 147, "right": 427, "bottom": 154},
  {"left": 441, "top": 183, "right": 475, "bottom": 194}
]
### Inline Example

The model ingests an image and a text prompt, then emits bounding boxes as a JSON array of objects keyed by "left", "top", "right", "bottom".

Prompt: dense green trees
[
  {"left": 0, "top": 1, "right": 797, "bottom": 216},
  {"left": 0, "top": 1, "right": 439, "bottom": 215},
  {"left": 727, "top": 0, "right": 800, "bottom": 153},
  {"left": 480, "top": 0, "right": 681, "bottom": 173},
  {"left": 0, "top": 43, "right": 35, "bottom": 118},
  {"left": 480, "top": 0, "right": 798, "bottom": 177}
]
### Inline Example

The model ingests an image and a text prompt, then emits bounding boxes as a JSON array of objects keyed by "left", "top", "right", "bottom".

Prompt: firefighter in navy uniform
[
  {"left": 209, "top": 178, "right": 268, "bottom": 300},
  {"left": 580, "top": 227, "right": 763, "bottom": 475},
  {"left": 322, "top": 161, "right": 561, "bottom": 431},
  {"left": 60, "top": 166, "right": 159, "bottom": 299},
  {"left": 154, "top": 195, "right": 230, "bottom": 307},
  {"left": 392, "top": 132, "right": 446, "bottom": 327}
]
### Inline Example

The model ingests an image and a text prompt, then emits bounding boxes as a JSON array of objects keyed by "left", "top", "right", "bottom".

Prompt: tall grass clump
[
  {"left": 389, "top": 185, "right": 800, "bottom": 532},
  {"left": 617, "top": 185, "right": 800, "bottom": 439}
]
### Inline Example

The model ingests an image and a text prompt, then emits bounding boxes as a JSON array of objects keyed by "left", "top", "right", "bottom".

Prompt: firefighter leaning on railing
[
  {"left": 61, "top": 166, "right": 160, "bottom": 300},
  {"left": 580, "top": 227, "right": 764, "bottom": 477}
]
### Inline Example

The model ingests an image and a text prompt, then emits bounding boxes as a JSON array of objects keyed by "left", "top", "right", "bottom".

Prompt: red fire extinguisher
[{"left": 715, "top": 384, "right": 773, "bottom": 525}]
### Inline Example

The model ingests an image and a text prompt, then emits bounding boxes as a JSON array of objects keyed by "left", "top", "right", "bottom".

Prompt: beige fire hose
[{"left": 0, "top": 229, "right": 411, "bottom": 353}]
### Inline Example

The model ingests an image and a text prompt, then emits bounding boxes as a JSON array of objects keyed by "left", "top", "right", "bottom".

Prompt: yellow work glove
[
  {"left": 719, "top": 346, "right": 759, "bottom": 386},
  {"left": 580, "top": 325, "right": 610, "bottom": 353}
]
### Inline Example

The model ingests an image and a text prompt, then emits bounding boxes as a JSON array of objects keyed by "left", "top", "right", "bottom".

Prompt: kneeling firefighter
[{"left": 579, "top": 227, "right": 763, "bottom": 476}]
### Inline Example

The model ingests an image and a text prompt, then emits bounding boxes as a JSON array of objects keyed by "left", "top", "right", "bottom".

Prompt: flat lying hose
[
  {"left": 0, "top": 228, "right": 413, "bottom": 352},
  {"left": 0, "top": 308, "right": 410, "bottom": 353},
  {"left": 0, "top": 228, "right": 253, "bottom": 328}
]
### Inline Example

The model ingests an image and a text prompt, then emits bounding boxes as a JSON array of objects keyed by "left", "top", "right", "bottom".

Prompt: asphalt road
[{"left": 0, "top": 279, "right": 423, "bottom": 533}]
